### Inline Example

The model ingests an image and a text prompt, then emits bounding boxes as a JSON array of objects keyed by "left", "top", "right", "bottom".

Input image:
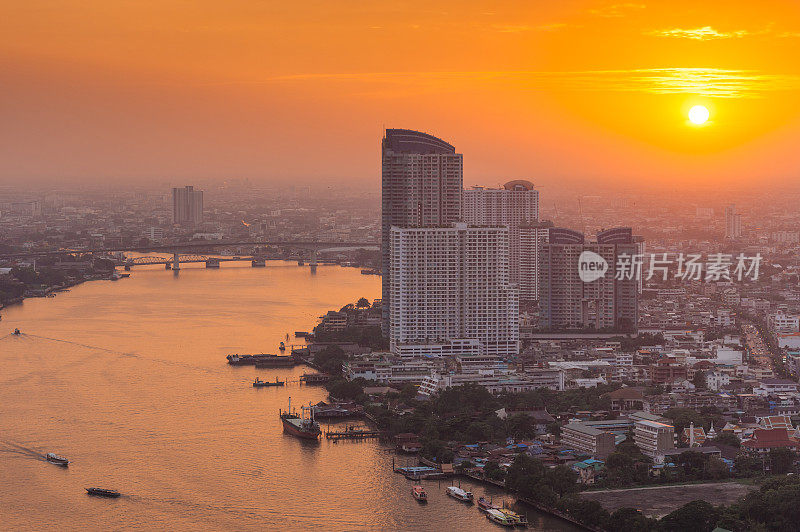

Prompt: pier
[{"left": 324, "top": 425, "right": 382, "bottom": 440}]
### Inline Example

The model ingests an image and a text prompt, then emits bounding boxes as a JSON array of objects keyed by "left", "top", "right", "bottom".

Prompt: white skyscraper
[
  {"left": 172, "top": 186, "right": 204, "bottom": 225},
  {"left": 463, "top": 180, "right": 539, "bottom": 295},
  {"left": 725, "top": 204, "right": 742, "bottom": 239},
  {"left": 389, "top": 223, "right": 519, "bottom": 358}
]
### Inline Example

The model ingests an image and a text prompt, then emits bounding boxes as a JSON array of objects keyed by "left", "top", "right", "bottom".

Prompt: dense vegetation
[{"left": 312, "top": 325, "right": 388, "bottom": 349}]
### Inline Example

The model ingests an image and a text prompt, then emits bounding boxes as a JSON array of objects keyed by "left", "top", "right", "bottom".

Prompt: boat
[
  {"left": 279, "top": 342, "right": 286, "bottom": 351},
  {"left": 279, "top": 398, "right": 321, "bottom": 440},
  {"left": 412, "top": 485, "right": 427, "bottom": 502},
  {"left": 253, "top": 377, "right": 285, "bottom": 387},
  {"left": 294, "top": 331, "right": 309, "bottom": 338},
  {"left": 45, "top": 453, "right": 69, "bottom": 467},
  {"left": 445, "top": 486, "right": 474, "bottom": 503},
  {"left": 498, "top": 508, "right": 528, "bottom": 527},
  {"left": 486, "top": 509, "right": 516, "bottom": 527},
  {"left": 13, "top": 328, "right": 20, "bottom": 335},
  {"left": 227, "top": 353, "right": 299, "bottom": 367},
  {"left": 478, "top": 496, "right": 499, "bottom": 512},
  {"left": 85, "top": 488, "right": 121, "bottom": 498}
]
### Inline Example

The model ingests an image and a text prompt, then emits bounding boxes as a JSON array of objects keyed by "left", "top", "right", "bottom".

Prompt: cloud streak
[
  {"left": 646, "top": 25, "right": 769, "bottom": 40},
  {"left": 261, "top": 68, "right": 800, "bottom": 98}
]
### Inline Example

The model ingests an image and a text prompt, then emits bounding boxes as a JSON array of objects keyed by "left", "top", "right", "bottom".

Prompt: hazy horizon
[{"left": 2, "top": 1, "right": 800, "bottom": 192}]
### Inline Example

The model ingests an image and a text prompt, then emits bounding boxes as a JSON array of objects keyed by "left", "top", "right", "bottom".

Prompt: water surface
[{"left": 0, "top": 261, "right": 574, "bottom": 530}]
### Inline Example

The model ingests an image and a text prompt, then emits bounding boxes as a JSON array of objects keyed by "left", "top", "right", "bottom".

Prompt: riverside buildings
[
  {"left": 381, "top": 129, "right": 463, "bottom": 331},
  {"left": 389, "top": 223, "right": 519, "bottom": 358},
  {"left": 172, "top": 185, "right": 204, "bottom": 226}
]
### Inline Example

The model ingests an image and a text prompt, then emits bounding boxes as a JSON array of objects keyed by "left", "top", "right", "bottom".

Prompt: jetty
[{"left": 324, "top": 424, "right": 382, "bottom": 440}]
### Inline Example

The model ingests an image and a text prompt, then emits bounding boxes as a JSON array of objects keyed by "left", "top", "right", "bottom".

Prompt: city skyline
[{"left": 3, "top": 3, "right": 800, "bottom": 530}]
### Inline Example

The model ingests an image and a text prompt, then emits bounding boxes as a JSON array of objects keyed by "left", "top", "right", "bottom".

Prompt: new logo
[{"left": 578, "top": 251, "right": 608, "bottom": 282}]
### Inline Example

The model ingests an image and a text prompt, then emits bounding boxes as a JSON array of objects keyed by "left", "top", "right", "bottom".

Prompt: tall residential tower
[
  {"left": 390, "top": 223, "right": 519, "bottom": 358},
  {"left": 381, "top": 129, "right": 463, "bottom": 331}
]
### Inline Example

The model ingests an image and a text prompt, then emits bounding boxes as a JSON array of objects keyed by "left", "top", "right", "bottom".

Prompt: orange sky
[{"left": 2, "top": 1, "right": 800, "bottom": 191}]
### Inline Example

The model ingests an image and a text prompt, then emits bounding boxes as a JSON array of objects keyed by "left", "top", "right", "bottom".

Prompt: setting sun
[{"left": 689, "top": 105, "right": 710, "bottom": 125}]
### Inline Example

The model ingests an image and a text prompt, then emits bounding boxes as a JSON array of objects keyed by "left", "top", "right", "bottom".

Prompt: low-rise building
[
  {"left": 561, "top": 422, "right": 617, "bottom": 458},
  {"left": 634, "top": 419, "right": 675, "bottom": 457}
]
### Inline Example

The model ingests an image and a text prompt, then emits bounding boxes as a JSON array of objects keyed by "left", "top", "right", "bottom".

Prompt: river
[{"left": 0, "top": 260, "right": 575, "bottom": 531}]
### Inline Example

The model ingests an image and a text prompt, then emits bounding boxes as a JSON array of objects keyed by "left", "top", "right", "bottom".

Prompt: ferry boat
[
  {"left": 253, "top": 377, "right": 285, "bottom": 387},
  {"left": 227, "top": 353, "right": 299, "bottom": 367},
  {"left": 498, "top": 508, "right": 528, "bottom": 527},
  {"left": 294, "top": 331, "right": 309, "bottom": 338},
  {"left": 45, "top": 453, "right": 69, "bottom": 467},
  {"left": 486, "top": 509, "right": 516, "bottom": 527},
  {"left": 279, "top": 342, "right": 286, "bottom": 351},
  {"left": 279, "top": 398, "right": 321, "bottom": 440},
  {"left": 478, "top": 496, "right": 499, "bottom": 512},
  {"left": 85, "top": 488, "right": 121, "bottom": 498},
  {"left": 412, "top": 485, "right": 427, "bottom": 502},
  {"left": 445, "top": 486, "right": 474, "bottom": 503}
]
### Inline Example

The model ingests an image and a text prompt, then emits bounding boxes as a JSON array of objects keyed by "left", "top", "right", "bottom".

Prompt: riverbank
[{"left": 0, "top": 271, "right": 120, "bottom": 317}]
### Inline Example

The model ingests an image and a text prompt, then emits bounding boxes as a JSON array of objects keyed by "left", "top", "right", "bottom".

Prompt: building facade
[
  {"left": 463, "top": 180, "right": 539, "bottom": 299},
  {"left": 172, "top": 185, "right": 204, "bottom": 225},
  {"left": 539, "top": 227, "right": 639, "bottom": 331},
  {"left": 381, "top": 129, "right": 463, "bottom": 331},
  {"left": 518, "top": 220, "right": 553, "bottom": 305},
  {"left": 725, "top": 204, "right": 743, "bottom": 239},
  {"left": 389, "top": 223, "right": 519, "bottom": 358}
]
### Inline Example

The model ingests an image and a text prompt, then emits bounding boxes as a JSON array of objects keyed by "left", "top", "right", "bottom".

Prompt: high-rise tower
[
  {"left": 172, "top": 186, "right": 204, "bottom": 226},
  {"left": 381, "top": 129, "right": 463, "bottom": 331}
]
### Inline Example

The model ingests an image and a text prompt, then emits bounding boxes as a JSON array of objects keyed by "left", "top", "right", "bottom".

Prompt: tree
[
  {"left": 703, "top": 456, "right": 730, "bottom": 480},
  {"left": 505, "top": 454, "right": 546, "bottom": 497},
  {"left": 545, "top": 465, "right": 578, "bottom": 496},
  {"left": 326, "top": 378, "right": 364, "bottom": 400},
  {"left": 483, "top": 461, "right": 506, "bottom": 481},
  {"left": 356, "top": 297, "right": 370, "bottom": 308},
  {"left": 734, "top": 453, "right": 764, "bottom": 477},
  {"left": 660, "top": 500, "right": 720, "bottom": 532},
  {"left": 507, "top": 414, "right": 535, "bottom": 439},
  {"left": 313, "top": 345, "right": 347, "bottom": 374},
  {"left": 546, "top": 421, "right": 561, "bottom": 437},
  {"left": 557, "top": 497, "right": 609, "bottom": 528},
  {"left": 712, "top": 432, "right": 741, "bottom": 448},
  {"left": 692, "top": 370, "right": 707, "bottom": 390},
  {"left": 606, "top": 507, "right": 657, "bottom": 532},
  {"left": 769, "top": 447, "right": 795, "bottom": 474},
  {"left": 675, "top": 451, "right": 707, "bottom": 479},
  {"left": 605, "top": 451, "right": 635, "bottom": 486}
]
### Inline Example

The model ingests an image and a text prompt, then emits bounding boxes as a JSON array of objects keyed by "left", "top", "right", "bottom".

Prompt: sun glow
[{"left": 689, "top": 105, "right": 710, "bottom": 125}]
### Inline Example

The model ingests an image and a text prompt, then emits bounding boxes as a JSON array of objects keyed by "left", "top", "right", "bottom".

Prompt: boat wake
[
  {"left": 7, "top": 333, "right": 217, "bottom": 375},
  {"left": 0, "top": 440, "right": 48, "bottom": 461}
]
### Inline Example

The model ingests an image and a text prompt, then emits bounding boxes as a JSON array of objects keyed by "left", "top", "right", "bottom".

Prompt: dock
[{"left": 324, "top": 425, "right": 382, "bottom": 440}]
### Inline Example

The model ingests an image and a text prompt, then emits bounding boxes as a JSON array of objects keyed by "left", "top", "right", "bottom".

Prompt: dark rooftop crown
[{"left": 382, "top": 129, "right": 455, "bottom": 154}]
